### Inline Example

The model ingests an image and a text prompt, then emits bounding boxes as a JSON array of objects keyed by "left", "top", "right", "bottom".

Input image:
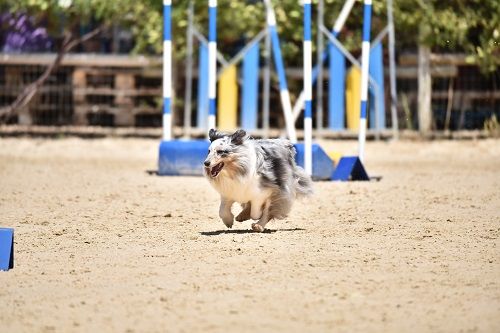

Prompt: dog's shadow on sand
[{"left": 200, "top": 228, "right": 305, "bottom": 236}]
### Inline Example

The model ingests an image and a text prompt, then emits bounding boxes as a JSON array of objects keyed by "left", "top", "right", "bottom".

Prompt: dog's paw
[
  {"left": 235, "top": 212, "right": 250, "bottom": 222},
  {"left": 222, "top": 218, "right": 234, "bottom": 229},
  {"left": 251, "top": 223, "right": 264, "bottom": 233}
]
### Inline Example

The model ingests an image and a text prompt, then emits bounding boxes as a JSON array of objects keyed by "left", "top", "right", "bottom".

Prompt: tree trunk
[
  {"left": 418, "top": 43, "right": 432, "bottom": 134},
  {"left": 0, "top": 25, "right": 104, "bottom": 123}
]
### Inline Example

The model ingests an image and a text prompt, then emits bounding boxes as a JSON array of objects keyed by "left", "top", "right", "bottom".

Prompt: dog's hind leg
[
  {"left": 251, "top": 199, "right": 271, "bottom": 233},
  {"left": 219, "top": 197, "right": 234, "bottom": 228},
  {"left": 250, "top": 198, "right": 265, "bottom": 220},
  {"left": 235, "top": 202, "right": 251, "bottom": 222}
]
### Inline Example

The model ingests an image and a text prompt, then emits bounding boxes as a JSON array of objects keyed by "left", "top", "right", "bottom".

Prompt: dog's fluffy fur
[{"left": 203, "top": 128, "right": 313, "bottom": 232}]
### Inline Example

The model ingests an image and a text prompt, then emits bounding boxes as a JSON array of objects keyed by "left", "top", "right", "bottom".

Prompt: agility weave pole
[
  {"left": 158, "top": 1, "right": 334, "bottom": 180},
  {"left": 292, "top": 0, "right": 356, "bottom": 122},
  {"left": 193, "top": 27, "right": 265, "bottom": 133},
  {"left": 327, "top": 0, "right": 356, "bottom": 130},
  {"left": 330, "top": 0, "right": 372, "bottom": 181},
  {"left": 162, "top": 0, "right": 172, "bottom": 141},
  {"left": 358, "top": 0, "right": 372, "bottom": 162},
  {"left": 293, "top": 0, "right": 396, "bottom": 138},
  {"left": 263, "top": 0, "right": 297, "bottom": 143},
  {"left": 193, "top": 28, "right": 229, "bottom": 131},
  {"left": 207, "top": 0, "right": 217, "bottom": 132},
  {"left": 183, "top": 0, "right": 299, "bottom": 142},
  {"left": 303, "top": 0, "right": 313, "bottom": 175}
]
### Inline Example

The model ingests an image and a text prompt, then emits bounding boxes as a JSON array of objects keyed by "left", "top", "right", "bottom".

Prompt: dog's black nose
[{"left": 204, "top": 160, "right": 210, "bottom": 167}]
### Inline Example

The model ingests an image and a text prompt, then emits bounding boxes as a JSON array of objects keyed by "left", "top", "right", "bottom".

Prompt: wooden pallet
[{"left": 72, "top": 67, "right": 161, "bottom": 126}]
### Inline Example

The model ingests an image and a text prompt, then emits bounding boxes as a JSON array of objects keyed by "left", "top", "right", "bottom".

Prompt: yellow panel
[
  {"left": 217, "top": 65, "right": 238, "bottom": 131},
  {"left": 326, "top": 150, "right": 343, "bottom": 165},
  {"left": 345, "top": 67, "right": 361, "bottom": 131}
]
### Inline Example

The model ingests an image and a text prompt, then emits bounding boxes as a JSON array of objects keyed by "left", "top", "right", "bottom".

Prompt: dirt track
[{"left": 0, "top": 137, "right": 499, "bottom": 332}]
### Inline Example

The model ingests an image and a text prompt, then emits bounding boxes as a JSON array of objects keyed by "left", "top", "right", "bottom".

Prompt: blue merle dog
[{"left": 203, "top": 129, "right": 313, "bottom": 232}]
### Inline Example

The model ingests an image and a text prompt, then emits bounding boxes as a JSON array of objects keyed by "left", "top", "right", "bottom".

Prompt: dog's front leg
[
  {"left": 252, "top": 199, "right": 270, "bottom": 233},
  {"left": 235, "top": 202, "right": 251, "bottom": 222},
  {"left": 219, "top": 197, "right": 234, "bottom": 228}
]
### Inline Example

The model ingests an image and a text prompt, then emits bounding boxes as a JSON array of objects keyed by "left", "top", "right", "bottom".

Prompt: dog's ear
[
  {"left": 208, "top": 128, "right": 225, "bottom": 142},
  {"left": 230, "top": 129, "right": 247, "bottom": 145}
]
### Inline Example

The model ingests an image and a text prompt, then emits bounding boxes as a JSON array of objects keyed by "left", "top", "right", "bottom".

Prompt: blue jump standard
[
  {"left": 158, "top": 140, "right": 335, "bottom": 180},
  {"left": 0, "top": 228, "right": 14, "bottom": 271},
  {"left": 331, "top": 156, "right": 369, "bottom": 181}
]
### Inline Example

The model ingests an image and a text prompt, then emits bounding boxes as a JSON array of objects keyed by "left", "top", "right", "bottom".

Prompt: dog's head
[{"left": 203, "top": 129, "right": 248, "bottom": 179}]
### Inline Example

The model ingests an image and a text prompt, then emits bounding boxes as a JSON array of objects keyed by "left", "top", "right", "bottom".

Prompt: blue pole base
[
  {"left": 0, "top": 228, "right": 14, "bottom": 271},
  {"left": 331, "top": 156, "right": 369, "bottom": 181},
  {"left": 294, "top": 143, "right": 335, "bottom": 181},
  {"left": 158, "top": 141, "right": 335, "bottom": 181},
  {"left": 158, "top": 140, "right": 210, "bottom": 176}
]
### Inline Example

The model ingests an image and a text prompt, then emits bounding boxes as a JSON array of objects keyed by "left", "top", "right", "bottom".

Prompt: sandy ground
[{"left": 0, "top": 136, "right": 499, "bottom": 332}]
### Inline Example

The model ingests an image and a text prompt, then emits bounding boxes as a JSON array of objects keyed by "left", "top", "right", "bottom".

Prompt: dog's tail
[{"left": 293, "top": 166, "right": 314, "bottom": 198}]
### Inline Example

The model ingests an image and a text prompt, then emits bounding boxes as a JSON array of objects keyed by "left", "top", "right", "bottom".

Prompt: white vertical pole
[
  {"left": 387, "top": 0, "right": 399, "bottom": 139},
  {"left": 292, "top": 0, "right": 356, "bottom": 121},
  {"left": 162, "top": 0, "right": 172, "bottom": 140},
  {"left": 303, "top": 0, "right": 313, "bottom": 175},
  {"left": 183, "top": 0, "right": 194, "bottom": 139},
  {"left": 207, "top": 0, "right": 217, "bottom": 131},
  {"left": 333, "top": 0, "right": 356, "bottom": 35},
  {"left": 316, "top": 0, "right": 324, "bottom": 133},
  {"left": 358, "top": 0, "right": 372, "bottom": 162},
  {"left": 263, "top": 0, "right": 297, "bottom": 143},
  {"left": 262, "top": 29, "right": 271, "bottom": 139}
]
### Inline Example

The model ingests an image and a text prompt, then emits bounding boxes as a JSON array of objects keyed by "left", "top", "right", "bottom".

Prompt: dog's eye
[{"left": 217, "top": 150, "right": 229, "bottom": 155}]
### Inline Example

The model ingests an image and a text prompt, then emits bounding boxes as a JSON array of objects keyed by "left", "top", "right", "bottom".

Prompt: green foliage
[
  {"left": 484, "top": 114, "right": 499, "bottom": 137},
  {"left": 2, "top": 0, "right": 498, "bottom": 73},
  {"left": 394, "top": 0, "right": 500, "bottom": 73}
]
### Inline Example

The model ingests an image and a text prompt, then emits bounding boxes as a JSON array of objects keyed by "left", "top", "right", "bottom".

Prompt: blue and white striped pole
[
  {"left": 358, "top": 0, "right": 372, "bottom": 162},
  {"left": 292, "top": 0, "right": 356, "bottom": 119},
  {"left": 207, "top": 0, "right": 217, "bottom": 131},
  {"left": 162, "top": 0, "right": 172, "bottom": 140},
  {"left": 264, "top": 0, "right": 297, "bottom": 143},
  {"left": 303, "top": 0, "right": 312, "bottom": 175},
  {"left": 332, "top": 0, "right": 356, "bottom": 38}
]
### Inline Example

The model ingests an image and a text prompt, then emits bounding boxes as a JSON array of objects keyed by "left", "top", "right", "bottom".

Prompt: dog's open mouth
[{"left": 209, "top": 162, "right": 224, "bottom": 178}]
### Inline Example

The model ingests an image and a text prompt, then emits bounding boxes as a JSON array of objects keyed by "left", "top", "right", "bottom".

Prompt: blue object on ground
[
  {"left": 158, "top": 140, "right": 335, "bottom": 181},
  {"left": 294, "top": 143, "right": 335, "bottom": 181},
  {"left": 331, "top": 156, "right": 369, "bottom": 181},
  {"left": 0, "top": 228, "right": 14, "bottom": 271},
  {"left": 158, "top": 140, "right": 210, "bottom": 176}
]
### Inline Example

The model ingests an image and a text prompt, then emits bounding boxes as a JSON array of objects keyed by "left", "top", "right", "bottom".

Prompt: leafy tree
[
  {"left": 0, "top": 0, "right": 498, "bottom": 121},
  {"left": 394, "top": 0, "right": 500, "bottom": 74},
  {"left": 0, "top": 0, "right": 161, "bottom": 120}
]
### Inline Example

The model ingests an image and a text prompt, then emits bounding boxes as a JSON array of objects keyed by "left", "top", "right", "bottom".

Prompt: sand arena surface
[{"left": 0, "top": 137, "right": 499, "bottom": 332}]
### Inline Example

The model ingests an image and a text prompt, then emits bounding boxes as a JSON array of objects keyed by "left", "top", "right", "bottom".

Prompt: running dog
[{"left": 203, "top": 129, "right": 313, "bottom": 232}]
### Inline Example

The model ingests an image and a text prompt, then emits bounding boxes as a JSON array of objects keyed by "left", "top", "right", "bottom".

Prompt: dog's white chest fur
[
  {"left": 208, "top": 144, "right": 272, "bottom": 203},
  {"left": 211, "top": 173, "right": 269, "bottom": 204}
]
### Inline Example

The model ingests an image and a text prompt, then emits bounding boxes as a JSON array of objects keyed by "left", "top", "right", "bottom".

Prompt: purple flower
[{"left": 1, "top": 12, "right": 53, "bottom": 52}]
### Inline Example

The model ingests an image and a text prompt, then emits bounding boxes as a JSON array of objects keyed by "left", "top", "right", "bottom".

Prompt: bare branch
[{"left": 0, "top": 25, "right": 105, "bottom": 122}]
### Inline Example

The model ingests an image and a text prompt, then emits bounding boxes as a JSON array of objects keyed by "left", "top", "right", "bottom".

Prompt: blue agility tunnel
[{"left": 158, "top": 140, "right": 335, "bottom": 180}]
